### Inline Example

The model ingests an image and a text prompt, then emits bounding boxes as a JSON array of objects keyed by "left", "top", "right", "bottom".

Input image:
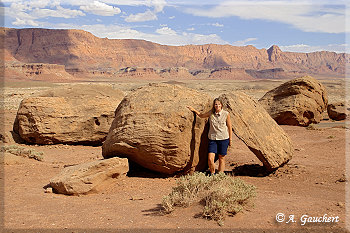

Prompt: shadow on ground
[
  {"left": 142, "top": 204, "right": 165, "bottom": 216},
  {"left": 127, "top": 160, "right": 172, "bottom": 178},
  {"left": 229, "top": 164, "right": 271, "bottom": 177}
]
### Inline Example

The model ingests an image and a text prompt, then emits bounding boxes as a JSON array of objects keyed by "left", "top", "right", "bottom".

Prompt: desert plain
[{"left": 0, "top": 75, "right": 349, "bottom": 232}]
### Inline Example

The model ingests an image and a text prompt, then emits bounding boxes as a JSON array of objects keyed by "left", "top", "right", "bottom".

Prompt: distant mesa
[{"left": 1, "top": 27, "right": 348, "bottom": 81}]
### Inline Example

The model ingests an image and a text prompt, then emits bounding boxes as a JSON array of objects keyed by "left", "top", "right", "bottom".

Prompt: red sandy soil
[{"left": 1, "top": 108, "right": 349, "bottom": 232}]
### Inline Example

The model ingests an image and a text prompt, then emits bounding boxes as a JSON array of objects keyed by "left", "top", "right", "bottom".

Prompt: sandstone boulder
[
  {"left": 327, "top": 102, "right": 348, "bottom": 121},
  {"left": 220, "top": 92, "right": 293, "bottom": 171},
  {"left": 258, "top": 76, "right": 328, "bottom": 126},
  {"left": 49, "top": 157, "right": 128, "bottom": 195},
  {"left": 13, "top": 85, "right": 124, "bottom": 145},
  {"left": 102, "top": 83, "right": 212, "bottom": 175},
  {"left": 1, "top": 152, "right": 26, "bottom": 165}
]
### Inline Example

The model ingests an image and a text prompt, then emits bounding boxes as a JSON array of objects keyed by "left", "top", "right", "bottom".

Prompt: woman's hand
[
  {"left": 187, "top": 106, "right": 211, "bottom": 118},
  {"left": 187, "top": 106, "right": 195, "bottom": 112}
]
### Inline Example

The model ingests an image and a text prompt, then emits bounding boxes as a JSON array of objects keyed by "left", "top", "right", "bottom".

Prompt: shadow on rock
[{"left": 10, "top": 131, "right": 26, "bottom": 144}]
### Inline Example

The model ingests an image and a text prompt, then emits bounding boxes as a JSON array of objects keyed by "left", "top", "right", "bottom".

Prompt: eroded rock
[
  {"left": 258, "top": 76, "right": 328, "bottom": 126},
  {"left": 220, "top": 92, "right": 293, "bottom": 171},
  {"left": 102, "top": 83, "right": 212, "bottom": 175},
  {"left": 49, "top": 157, "right": 128, "bottom": 195},
  {"left": 13, "top": 85, "right": 124, "bottom": 145},
  {"left": 327, "top": 102, "right": 348, "bottom": 121}
]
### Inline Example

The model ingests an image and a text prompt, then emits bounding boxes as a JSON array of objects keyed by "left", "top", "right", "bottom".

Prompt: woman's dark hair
[{"left": 211, "top": 98, "right": 224, "bottom": 114}]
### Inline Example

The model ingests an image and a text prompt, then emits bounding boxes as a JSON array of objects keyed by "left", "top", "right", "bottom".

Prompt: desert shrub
[
  {"left": 1, "top": 145, "right": 44, "bottom": 161},
  {"left": 162, "top": 172, "right": 209, "bottom": 213},
  {"left": 306, "top": 124, "right": 318, "bottom": 130},
  {"left": 161, "top": 172, "right": 256, "bottom": 225}
]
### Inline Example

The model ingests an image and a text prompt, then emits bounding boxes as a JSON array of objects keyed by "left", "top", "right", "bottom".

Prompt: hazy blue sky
[{"left": 1, "top": 0, "right": 348, "bottom": 53}]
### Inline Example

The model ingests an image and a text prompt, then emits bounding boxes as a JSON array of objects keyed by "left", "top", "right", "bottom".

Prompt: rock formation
[
  {"left": 219, "top": 92, "right": 293, "bottom": 171},
  {"left": 117, "top": 67, "right": 163, "bottom": 79},
  {"left": 1, "top": 27, "right": 347, "bottom": 79},
  {"left": 267, "top": 45, "right": 282, "bottom": 62},
  {"left": 327, "top": 102, "right": 348, "bottom": 121},
  {"left": 208, "top": 67, "right": 254, "bottom": 80},
  {"left": 49, "top": 157, "right": 128, "bottom": 195},
  {"left": 258, "top": 76, "right": 328, "bottom": 126},
  {"left": 102, "top": 83, "right": 212, "bottom": 175},
  {"left": 4, "top": 62, "right": 76, "bottom": 81},
  {"left": 158, "top": 67, "right": 194, "bottom": 79},
  {"left": 245, "top": 68, "right": 305, "bottom": 79},
  {"left": 13, "top": 85, "right": 124, "bottom": 145}
]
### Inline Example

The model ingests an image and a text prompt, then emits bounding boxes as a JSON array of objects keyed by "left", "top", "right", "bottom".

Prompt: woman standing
[{"left": 187, "top": 98, "right": 233, "bottom": 175}]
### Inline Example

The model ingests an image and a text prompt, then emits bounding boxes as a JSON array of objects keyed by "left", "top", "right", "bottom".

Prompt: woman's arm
[
  {"left": 226, "top": 114, "right": 233, "bottom": 146},
  {"left": 187, "top": 106, "right": 211, "bottom": 118}
]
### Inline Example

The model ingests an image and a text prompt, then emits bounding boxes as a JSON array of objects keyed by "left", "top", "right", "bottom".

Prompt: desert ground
[{"left": 1, "top": 77, "right": 349, "bottom": 232}]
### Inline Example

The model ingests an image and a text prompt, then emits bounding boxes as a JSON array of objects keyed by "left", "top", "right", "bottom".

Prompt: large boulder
[
  {"left": 220, "top": 92, "right": 293, "bottom": 171},
  {"left": 102, "top": 83, "right": 212, "bottom": 175},
  {"left": 258, "top": 76, "right": 328, "bottom": 126},
  {"left": 13, "top": 85, "right": 124, "bottom": 145},
  {"left": 327, "top": 102, "right": 348, "bottom": 121},
  {"left": 49, "top": 157, "right": 128, "bottom": 195}
]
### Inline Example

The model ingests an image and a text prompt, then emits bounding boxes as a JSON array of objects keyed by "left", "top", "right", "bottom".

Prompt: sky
[{"left": 0, "top": 0, "right": 349, "bottom": 53}]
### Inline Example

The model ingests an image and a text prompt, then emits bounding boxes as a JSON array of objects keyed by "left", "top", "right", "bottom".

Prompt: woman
[{"left": 187, "top": 98, "right": 233, "bottom": 175}]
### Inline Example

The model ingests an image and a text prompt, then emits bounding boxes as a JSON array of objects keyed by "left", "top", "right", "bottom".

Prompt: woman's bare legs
[
  {"left": 208, "top": 153, "right": 216, "bottom": 174},
  {"left": 218, "top": 154, "right": 225, "bottom": 173}
]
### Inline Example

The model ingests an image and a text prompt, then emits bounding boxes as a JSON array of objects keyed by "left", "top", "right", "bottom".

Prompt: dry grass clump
[
  {"left": 1, "top": 145, "right": 44, "bottom": 161},
  {"left": 162, "top": 172, "right": 256, "bottom": 225},
  {"left": 306, "top": 124, "right": 318, "bottom": 130}
]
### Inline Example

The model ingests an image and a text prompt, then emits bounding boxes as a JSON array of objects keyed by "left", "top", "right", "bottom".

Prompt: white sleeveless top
[{"left": 208, "top": 109, "right": 229, "bottom": 140}]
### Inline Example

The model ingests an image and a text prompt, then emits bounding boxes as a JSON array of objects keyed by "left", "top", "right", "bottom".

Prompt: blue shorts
[{"left": 208, "top": 139, "right": 230, "bottom": 156}]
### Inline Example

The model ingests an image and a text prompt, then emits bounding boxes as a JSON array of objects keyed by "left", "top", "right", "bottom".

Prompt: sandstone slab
[
  {"left": 1, "top": 152, "right": 26, "bottom": 165},
  {"left": 220, "top": 92, "right": 293, "bottom": 171},
  {"left": 258, "top": 76, "right": 328, "bottom": 126},
  {"left": 49, "top": 157, "right": 128, "bottom": 195},
  {"left": 102, "top": 83, "right": 212, "bottom": 175},
  {"left": 13, "top": 85, "right": 124, "bottom": 145}
]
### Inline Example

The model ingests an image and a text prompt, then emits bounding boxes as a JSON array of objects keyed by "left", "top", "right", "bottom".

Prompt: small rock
[
  {"left": 327, "top": 102, "right": 348, "bottom": 121},
  {"left": 44, "top": 187, "right": 53, "bottom": 193},
  {"left": 336, "top": 202, "right": 345, "bottom": 208},
  {"left": 336, "top": 174, "right": 347, "bottom": 183}
]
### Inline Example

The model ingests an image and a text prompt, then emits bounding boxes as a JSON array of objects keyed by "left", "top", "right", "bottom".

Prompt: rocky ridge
[{"left": 1, "top": 27, "right": 348, "bottom": 80}]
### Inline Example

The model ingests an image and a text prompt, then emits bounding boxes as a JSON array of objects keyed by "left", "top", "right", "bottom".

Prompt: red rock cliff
[{"left": 2, "top": 27, "right": 348, "bottom": 76}]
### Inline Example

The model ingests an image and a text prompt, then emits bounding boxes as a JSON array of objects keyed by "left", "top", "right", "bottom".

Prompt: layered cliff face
[{"left": 1, "top": 27, "right": 348, "bottom": 79}]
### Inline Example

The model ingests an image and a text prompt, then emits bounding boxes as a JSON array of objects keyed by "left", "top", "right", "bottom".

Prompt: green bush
[
  {"left": 1, "top": 145, "right": 44, "bottom": 161},
  {"left": 162, "top": 172, "right": 256, "bottom": 225}
]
